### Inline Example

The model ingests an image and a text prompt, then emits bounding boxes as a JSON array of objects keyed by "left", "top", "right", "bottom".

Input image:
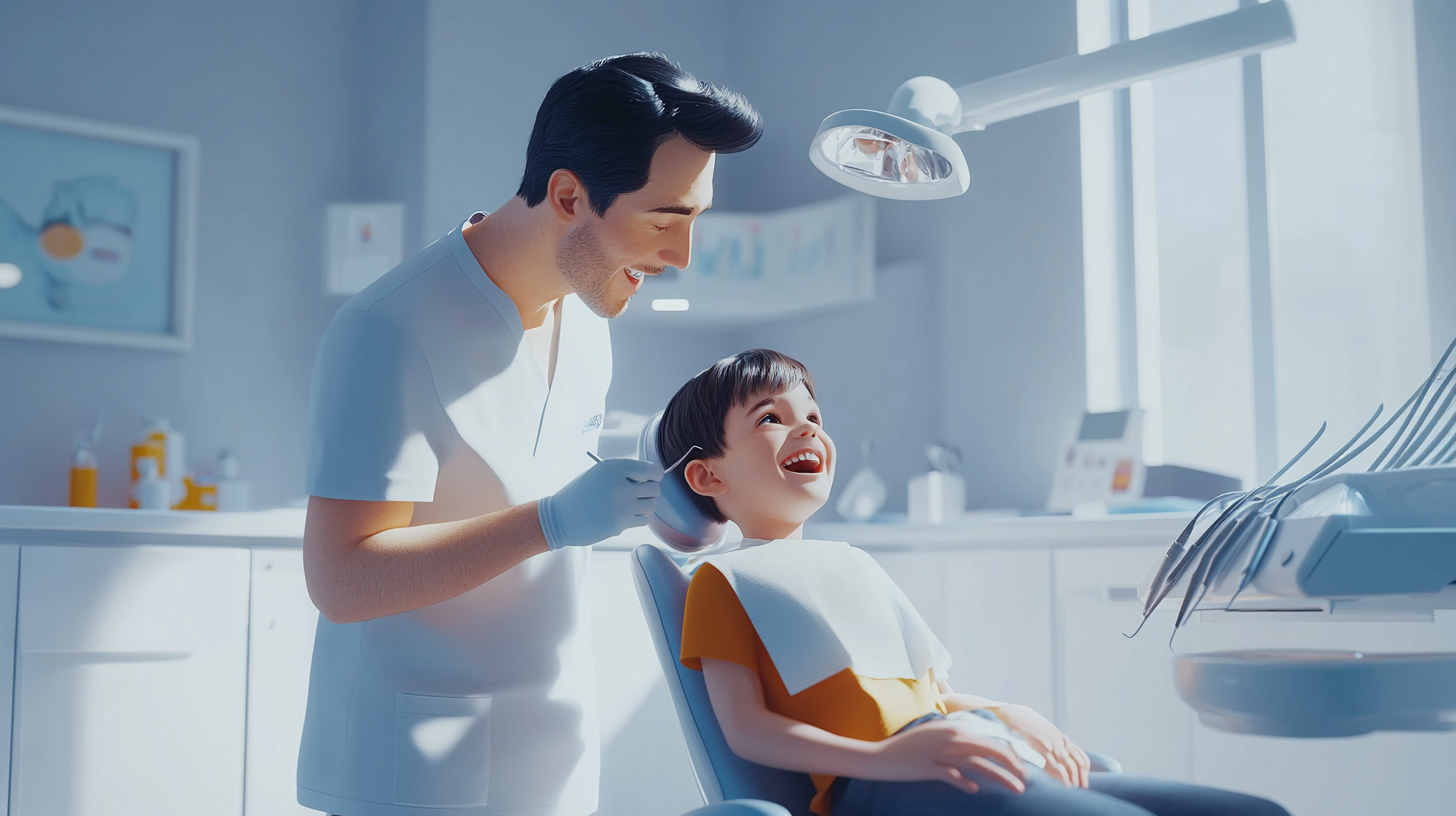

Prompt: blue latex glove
[{"left": 538, "top": 458, "right": 664, "bottom": 550}]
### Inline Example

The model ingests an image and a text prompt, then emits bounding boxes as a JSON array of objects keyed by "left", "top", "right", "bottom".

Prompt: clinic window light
[{"left": 652, "top": 298, "right": 690, "bottom": 312}]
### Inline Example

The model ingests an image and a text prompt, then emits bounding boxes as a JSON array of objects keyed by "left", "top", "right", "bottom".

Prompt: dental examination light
[{"left": 810, "top": 0, "right": 1295, "bottom": 200}]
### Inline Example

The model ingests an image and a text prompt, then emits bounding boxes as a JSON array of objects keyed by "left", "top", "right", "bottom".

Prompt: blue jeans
[{"left": 830, "top": 715, "right": 1290, "bottom": 816}]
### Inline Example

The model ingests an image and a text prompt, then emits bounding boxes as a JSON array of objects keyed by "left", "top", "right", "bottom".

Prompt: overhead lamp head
[{"left": 809, "top": 77, "right": 970, "bottom": 201}]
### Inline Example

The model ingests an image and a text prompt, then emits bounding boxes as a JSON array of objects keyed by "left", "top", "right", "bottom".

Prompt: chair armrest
[
  {"left": 681, "top": 799, "right": 793, "bottom": 816},
  {"left": 1086, "top": 751, "right": 1123, "bottom": 774}
]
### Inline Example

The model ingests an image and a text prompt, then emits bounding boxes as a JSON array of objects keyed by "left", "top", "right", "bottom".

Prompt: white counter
[
  {"left": 0, "top": 504, "right": 1196, "bottom": 553},
  {"left": 0, "top": 504, "right": 308, "bottom": 548}
]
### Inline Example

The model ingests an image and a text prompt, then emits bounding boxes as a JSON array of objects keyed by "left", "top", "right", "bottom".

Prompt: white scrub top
[{"left": 298, "top": 213, "right": 611, "bottom": 816}]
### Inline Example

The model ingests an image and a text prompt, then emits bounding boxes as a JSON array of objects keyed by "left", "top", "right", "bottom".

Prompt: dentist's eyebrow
[{"left": 649, "top": 203, "right": 712, "bottom": 215}]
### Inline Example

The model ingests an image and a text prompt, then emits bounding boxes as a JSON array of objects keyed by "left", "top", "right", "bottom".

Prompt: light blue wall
[
  {"left": 1416, "top": 0, "right": 1456, "bottom": 360},
  {"left": 719, "top": 0, "right": 1086, "bottom": 512},
  {"left": 352, "top": 0, "right": 429, "bottom": 255},
  {"left": 422, "top": 0, "right": 750, "bottom": 434},
  {"left": 0, "top": 0, "right": 1086, "bottom": 514},
  {"left": 0, "top": 0, "right": 425, "bottom": 508}
]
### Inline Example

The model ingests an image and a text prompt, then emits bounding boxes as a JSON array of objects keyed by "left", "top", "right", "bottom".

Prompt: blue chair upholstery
[
  {"left": 630, "top": 543, "right": 1122, "bottom": 816},
  {"left": 632, "top": 544, "right": 817, "bottom": 816}
]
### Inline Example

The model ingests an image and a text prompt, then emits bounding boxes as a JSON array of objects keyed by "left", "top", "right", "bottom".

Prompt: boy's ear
[{"left": 683, "top": 459, "right": 727, "bottom": 497}]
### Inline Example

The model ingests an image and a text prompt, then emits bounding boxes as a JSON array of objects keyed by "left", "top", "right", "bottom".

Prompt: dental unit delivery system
[
  {"left": 1135, "top": 337, "right": 1456, "bottom": 737},
  {"left": 1137, "top": 335, "right": 1456, "bottom": 633}
]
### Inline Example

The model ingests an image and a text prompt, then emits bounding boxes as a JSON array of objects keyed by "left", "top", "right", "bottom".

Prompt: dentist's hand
[{"left": 537, "top": 458, "right": 663, "bottom": 550}]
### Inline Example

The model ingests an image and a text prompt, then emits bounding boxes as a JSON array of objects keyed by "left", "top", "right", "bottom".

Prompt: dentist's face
[
  {"left": 686, "top": 383, "right": 836, "bottom": 539},
  {"left": 558, "top": 135, "right": 715, "bottom": 318}
]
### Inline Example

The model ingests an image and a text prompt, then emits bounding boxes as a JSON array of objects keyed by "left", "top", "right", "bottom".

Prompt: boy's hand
[
  {"left": 993, "top": 704, "right": 1090, "bottom": 788},
  {"left": 872, "top": 719, "right": 1029, "bottom": 795}
]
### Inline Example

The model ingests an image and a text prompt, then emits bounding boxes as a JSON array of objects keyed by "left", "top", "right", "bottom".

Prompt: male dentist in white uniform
[{"left": 297, "top": 53, "right": 762, "bottom": 816}]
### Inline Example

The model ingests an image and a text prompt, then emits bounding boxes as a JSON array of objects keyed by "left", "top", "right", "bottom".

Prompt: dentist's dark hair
[
  {"left": 517, "top": 52, "right": 763, "bottom": 217},
  {"left": 658, "top": 349, "right": 816, "bottom": 523}
]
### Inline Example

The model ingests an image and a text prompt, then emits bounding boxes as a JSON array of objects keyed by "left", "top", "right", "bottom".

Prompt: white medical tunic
[{"left": 298, "top": 214, "right": 610, "bottom": 816}]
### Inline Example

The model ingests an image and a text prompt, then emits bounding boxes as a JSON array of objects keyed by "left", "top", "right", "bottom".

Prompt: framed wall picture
[{"left": 0, "top": 105, "right": 197, "bottom": 351}]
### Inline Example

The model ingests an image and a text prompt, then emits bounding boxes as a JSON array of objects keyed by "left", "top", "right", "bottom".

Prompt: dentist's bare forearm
[{"left": 303, "top": 496, "right": 550, "bottom": 623}]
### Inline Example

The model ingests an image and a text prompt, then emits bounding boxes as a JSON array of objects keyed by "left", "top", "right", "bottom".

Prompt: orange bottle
[{"left": 69, "top": 437, "right": 98, "bottom": 508}]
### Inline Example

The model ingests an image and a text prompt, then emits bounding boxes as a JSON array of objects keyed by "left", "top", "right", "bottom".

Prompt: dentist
[{"left": 297, "top": 54, "right": 762, "bottom": 816}]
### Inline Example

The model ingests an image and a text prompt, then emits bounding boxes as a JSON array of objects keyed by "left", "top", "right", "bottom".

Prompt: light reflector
[{"left": 816, "top": 126, "right": 954, "bottom": 185}]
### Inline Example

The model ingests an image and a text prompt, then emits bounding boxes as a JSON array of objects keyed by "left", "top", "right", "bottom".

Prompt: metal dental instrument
[
  {"left": 665, "top": 445, "right": 704, "bottom": 473},
  {"left": 1136, "top": 333, "right": 1456, "bottom": 643},
  {"left": 586, "top": 444, "right": 704, "bottom": 474}
]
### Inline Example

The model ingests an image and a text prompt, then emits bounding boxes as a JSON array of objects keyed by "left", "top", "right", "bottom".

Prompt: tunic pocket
[{"left": 393, "top": 693, "right": 492, "bottom": 807}]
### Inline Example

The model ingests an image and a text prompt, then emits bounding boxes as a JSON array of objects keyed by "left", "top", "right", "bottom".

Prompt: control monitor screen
[{"left": 1078, "top": 410, "right": 1130, "bottom": 441}]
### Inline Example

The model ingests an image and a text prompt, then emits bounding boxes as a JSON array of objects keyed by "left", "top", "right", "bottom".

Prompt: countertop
[
  {"left": 0, "top": 505, "right": 1194, "bottom": 552},
  {"left": 0, "top": 505, "right": 310, "bottom": 548}
]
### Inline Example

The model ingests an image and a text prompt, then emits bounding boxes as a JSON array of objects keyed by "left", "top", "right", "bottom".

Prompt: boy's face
[{"left": 684, "top": 382, "right": 836, "bottom": 540}]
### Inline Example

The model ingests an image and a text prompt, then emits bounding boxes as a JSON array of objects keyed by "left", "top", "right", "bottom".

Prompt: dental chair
[
  {"left": 631, "top": 544, "right": 1123, "bottom": 816},
  {"left": 632, "top": 543, "right": 817, "bottom": 816}
]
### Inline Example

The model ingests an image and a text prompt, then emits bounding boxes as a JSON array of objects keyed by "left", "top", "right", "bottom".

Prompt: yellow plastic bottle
[
  {"left": 130, "top": 418, "right": 186, "bottom": 509},
  {"left": 69, "top": 437, "right": 98, "bottom": 508}
]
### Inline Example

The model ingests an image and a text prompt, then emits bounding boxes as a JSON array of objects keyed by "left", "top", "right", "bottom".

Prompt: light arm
[
  {"left": 700, "top": 658, "right": 888, "bottom": 778},
  {"left": 952, "top": 0, "right": 1294, "bottom": 130},
  {"left": 303, "top": 496, "right": 549, "bottom": 623},
  {"left": 700, "top": 658, "right": 1028, "bottom": 793}
]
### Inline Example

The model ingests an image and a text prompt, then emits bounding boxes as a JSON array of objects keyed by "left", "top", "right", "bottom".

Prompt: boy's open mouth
[{"left": 780, "top": 450, "right": 824, "bottom": 474}]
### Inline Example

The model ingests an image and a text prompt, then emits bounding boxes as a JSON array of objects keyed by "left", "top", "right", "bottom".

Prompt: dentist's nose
[{"left": 661, "top": 223, "right": 693, "bottom": 270}]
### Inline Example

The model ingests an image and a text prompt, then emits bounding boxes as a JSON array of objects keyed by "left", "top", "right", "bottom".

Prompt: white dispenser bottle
[
  {"left": 136, "top": 456, "right": 171, "bottom": 511},
  {"left": 216, "top": 449, "right": 251, "bottom": 512}
]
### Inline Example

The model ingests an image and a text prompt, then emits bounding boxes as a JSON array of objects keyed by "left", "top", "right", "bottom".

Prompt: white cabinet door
[
  {"left": 940, "top": 549, "right": 1054, "bottom": 717},
  {"left": 872, "top": 549, "right": 1055, "bottom": 717},
  {"left": 10, "top": 545, "right": 250, "bottom": 816},
  {"left": 0, "top": 545, "right": 19, "bottom": 812},
  {"left": 591, "top": 550, "right": 702, "bottom": 816},
  {"left": 1054, "top": 547, "right": 1196, "bottom": 780},
  {"left": 245, "top": 549, "right": 323, "bottom": 816}
]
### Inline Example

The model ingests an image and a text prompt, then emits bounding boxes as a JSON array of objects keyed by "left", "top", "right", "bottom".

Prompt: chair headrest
[{"left": 639, "top": 411, "right": 728, "bottom": 553}]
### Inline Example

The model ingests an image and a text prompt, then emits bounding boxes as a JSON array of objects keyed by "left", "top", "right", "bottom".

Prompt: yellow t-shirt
[{"left": 680, "top": 563, "right": 947, "bottom": 816}]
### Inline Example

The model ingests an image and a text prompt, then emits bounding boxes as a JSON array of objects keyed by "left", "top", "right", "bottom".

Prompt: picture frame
[{"left": 0, "top": 105, "right": 197, "bottom": 351}]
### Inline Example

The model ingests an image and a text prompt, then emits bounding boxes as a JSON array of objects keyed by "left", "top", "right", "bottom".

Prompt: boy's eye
[
  {"left": 808, "top": 414, "right": 821, "bottom": 425},
  {"left": 757, "top": 412, "right": 780, "bottom": 426}
]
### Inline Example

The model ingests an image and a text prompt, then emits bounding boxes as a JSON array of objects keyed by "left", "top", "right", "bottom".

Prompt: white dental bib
[
  {"left": 699, "top": 539, "right": 952, "bottom": 695},
  {"left": 699, "top": 539, "right": 1047, "bottom": 768}
]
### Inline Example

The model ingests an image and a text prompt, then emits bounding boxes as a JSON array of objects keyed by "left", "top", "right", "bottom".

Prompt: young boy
[{"left": 661, "top": 349, "right": 1289, "bottom": 816}]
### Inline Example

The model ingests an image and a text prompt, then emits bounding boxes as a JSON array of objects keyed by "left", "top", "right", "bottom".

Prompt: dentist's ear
[
  {"left": 683, "top": 459, "right": 727, "bottom": 498},
  {"left": 546, "top": 168, "right": 589, "bottom": 225}
]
